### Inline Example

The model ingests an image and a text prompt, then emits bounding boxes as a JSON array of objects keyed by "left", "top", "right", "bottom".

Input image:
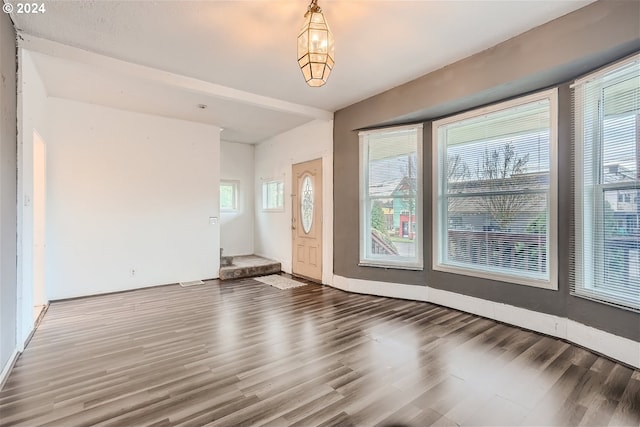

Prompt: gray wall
[
  {"left": 334, "top": 0, "right": 640, "bottom": 341},
  {"left": 0, "top": 12, "right": 17, "bottom": 371}
]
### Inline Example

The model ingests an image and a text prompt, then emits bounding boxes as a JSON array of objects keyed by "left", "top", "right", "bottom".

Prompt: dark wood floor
[{"left": 1, "top": 278, "right": 639, "bottom": 427}]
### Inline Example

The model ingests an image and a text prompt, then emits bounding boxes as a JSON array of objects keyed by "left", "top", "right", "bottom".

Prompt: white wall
[
  {"left": 0, "top": 12, "right": 18, "bottom": 379},
  {"left": 220, "top": 141, "right": 254, "bottom": 256},
  {"left": 46, "top": 98, "right": 220, "bottom": 299},
  {"left": 254, "top": 120, "right": 333, "bottom": 284},
  {"left": 16, "top": 49, "right": 49, "bottom": 348}
]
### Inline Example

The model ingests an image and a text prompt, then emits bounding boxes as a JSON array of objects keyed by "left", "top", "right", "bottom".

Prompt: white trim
[
  {"left": 430, "top": 263, "right": 557, "bottom": 290},
  {"left": 433, "top": 88, "right": 559, "bottom": 126},
  {"left": 331, "top": 275, "right": 640, "bottom": 368},
  {"left": 571, "top": 52, "right": 640, "bottom": 88},
  {"left": 567, "top": 320, "right": 640, "bottom": 368},
  {"left": 358, "top": 122, "right": 424, "bottom": 136},
  {"left": 357, "top": 261, "right": 424, "bottom": 270},
  {"left": 0, "top": 349, "right": 20, "bottom": 391},
  {"left": 331, "top": 275, "right": 429, "bottom": 302}
]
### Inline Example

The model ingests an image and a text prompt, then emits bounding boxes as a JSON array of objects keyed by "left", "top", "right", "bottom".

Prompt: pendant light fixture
[{"left": 297, "top": 0, "right": 334, "bottom": 87}]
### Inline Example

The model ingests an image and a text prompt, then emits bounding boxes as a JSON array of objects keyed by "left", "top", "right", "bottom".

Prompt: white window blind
[
  {"left": 433, "top": 89, "right": 558, "bottom": 288},
  {"left": 572, "top": 54, "right": 640, "bottom": 311},
  {"left": 359, "top": 124, "right": 423, "bottom": 269}
]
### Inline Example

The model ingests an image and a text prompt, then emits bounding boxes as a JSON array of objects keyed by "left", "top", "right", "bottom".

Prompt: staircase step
[{"left": 219, "top": 255, "right": 281, "bottom": 280}]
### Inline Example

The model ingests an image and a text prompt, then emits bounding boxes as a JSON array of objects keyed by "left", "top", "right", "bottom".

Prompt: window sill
[
  {"left": 571, "top": 288, "right": 640, "bottom": 313},
  {"left": 433, "top": 262, "right": 557, "bottom": 290},
  {"left": 359, "top": 261, "right": 424, "bottom": 271}
]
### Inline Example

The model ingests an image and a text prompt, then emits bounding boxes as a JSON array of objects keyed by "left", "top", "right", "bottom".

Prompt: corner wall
[
  {"left": 254, "top": 120, "right": 333, "bottom": 284},
  {"left": 0, "top": 12, "right": 18, "bottom": 378},
  {"left": 16, "top": 48, "right": 48, "bottom": 348},
  {"left": 220, "top": 141, "right": 254, "bottom": 256},
  {"left": 46, "top": 98, "right": 221, "bottom": 299},
  {"left": 333, "top": 0, "right": 640, "bottom": 345}
]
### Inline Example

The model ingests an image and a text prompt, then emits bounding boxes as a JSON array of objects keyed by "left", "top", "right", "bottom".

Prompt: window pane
[
  {"left": 601, "top": 77, "right": 639, "bottom": 183},
  {"left": 447, "top": 192, "right": 548, "bottom": 279},
  {"left": 360, "top": 126, "right": 422, "bottom": 268},
  {"left": 435, "top": 91, "right": 556, "bottom": 286},
  {"left": 600, "top": 189, "right": 640, "bottom": 299},
  {"left": 220, "top": 182, "right": 236, "bottom": 210},
  {"left": 277, "top": 182, "right": 284, "bottom": 207},
  {"left": 262, "top": 181, "right": 284, "bottom": 210},
  {"left": 301, "top": 176, "right": 314, "bottom": 233}
]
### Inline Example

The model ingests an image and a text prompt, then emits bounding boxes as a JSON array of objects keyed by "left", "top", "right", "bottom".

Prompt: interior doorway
[
  {"left": 32, "top": 131, "right": 46, "bottom": 320},
  {"left": 291, "top": 158, "right": 322, "bottom": 282}
]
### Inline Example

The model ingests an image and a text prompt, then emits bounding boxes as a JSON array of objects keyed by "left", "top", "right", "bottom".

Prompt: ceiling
[{"left": 9, "top": 0, "right": 595, "bottom": 143}]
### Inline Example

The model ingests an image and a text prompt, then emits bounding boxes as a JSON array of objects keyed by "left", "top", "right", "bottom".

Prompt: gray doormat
[{"left": 254, "top": 275, "right": 309, "bottom": 290}]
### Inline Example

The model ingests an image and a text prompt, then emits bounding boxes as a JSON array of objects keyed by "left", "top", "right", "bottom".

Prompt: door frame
[{"left": 32, "top": 131, "right": 46, "bottom": 314}]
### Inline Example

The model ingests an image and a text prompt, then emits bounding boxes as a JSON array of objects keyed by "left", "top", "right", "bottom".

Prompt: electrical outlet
[{"left": 130, "top": 268, "right": 136, "bottom": 276}]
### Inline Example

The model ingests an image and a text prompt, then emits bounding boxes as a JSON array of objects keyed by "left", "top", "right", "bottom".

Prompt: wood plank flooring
[{"left": 1, "top": 278, "right": 639, "bottom": 427}]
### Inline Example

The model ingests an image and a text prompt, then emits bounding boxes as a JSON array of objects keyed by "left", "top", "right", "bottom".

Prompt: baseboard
[
  {"left": 35, "top": 303, "right": 48, "bottom": 327},
  {"left": 566, "top": 320, "right": 640, "bottom": 369},
  {"left": 331, "top": 275, "right": 640, "bottom": 369},
  {"left": 50, "top": 281, "right": 178, "bottom": 303},
  {"left": 0, "top": 349, "right": 20, "bottom": 391},
  {"left": 3, "top": 304, "right": 50, "bottom": 390},
  {"left": 20, "top": 303, "right": 48, "bottom": 352}
]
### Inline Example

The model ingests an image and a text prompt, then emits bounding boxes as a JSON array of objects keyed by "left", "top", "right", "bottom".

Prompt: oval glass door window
[{"left": 301, "top": 175, "right": 313, "bottom": 234}]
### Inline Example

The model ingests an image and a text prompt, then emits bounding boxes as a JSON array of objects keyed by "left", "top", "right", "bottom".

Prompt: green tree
[{"left": 371, "top": 201, "right": 387, "bottom": 235}]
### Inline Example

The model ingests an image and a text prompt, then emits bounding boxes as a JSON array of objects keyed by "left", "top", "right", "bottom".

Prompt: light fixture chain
[{"left": 306, "top": 0, "right": 321, "bottom": 16}]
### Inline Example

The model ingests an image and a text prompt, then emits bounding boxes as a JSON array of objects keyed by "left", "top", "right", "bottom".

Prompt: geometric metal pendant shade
[{"left": 297, "top": 0, "right": 334, "bottom": 87}]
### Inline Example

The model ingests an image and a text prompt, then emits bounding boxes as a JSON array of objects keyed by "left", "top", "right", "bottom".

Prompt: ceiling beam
[{"left": 18, "top": 34, "right": 334, "bottom": 122}]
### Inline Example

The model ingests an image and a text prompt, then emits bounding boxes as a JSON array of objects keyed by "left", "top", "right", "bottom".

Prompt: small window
[
  {"left": 433, "top": 89, "right": 558, "bottom": 289},
  {"left": 220, "top": 181, "right": 238, "bottom": 211},
  {"left": 572, "top": 54, "right": 640, "bottom": 311},
  {"left": 262, "top": 180, "right": 284, "bottom": 211},
  {"left": 359, "top": 124, "right": 423, "bottom": 269}
]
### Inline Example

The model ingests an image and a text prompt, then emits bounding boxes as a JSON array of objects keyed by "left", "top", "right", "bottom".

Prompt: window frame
[
  {"left": 432, "top": 88, "right": 559, "bottom": 290},
  {"left": 220, "top": 180, "right": 239, "bottom": 212},
  {"left": 572, "top": 54, "right": 640, "bottom": 311},
  {"left": 359, "top": 123, "right": 424, "bottom": 270},
  {"left": 262, "top": 179, "right": 285, "bottom": 212}
]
